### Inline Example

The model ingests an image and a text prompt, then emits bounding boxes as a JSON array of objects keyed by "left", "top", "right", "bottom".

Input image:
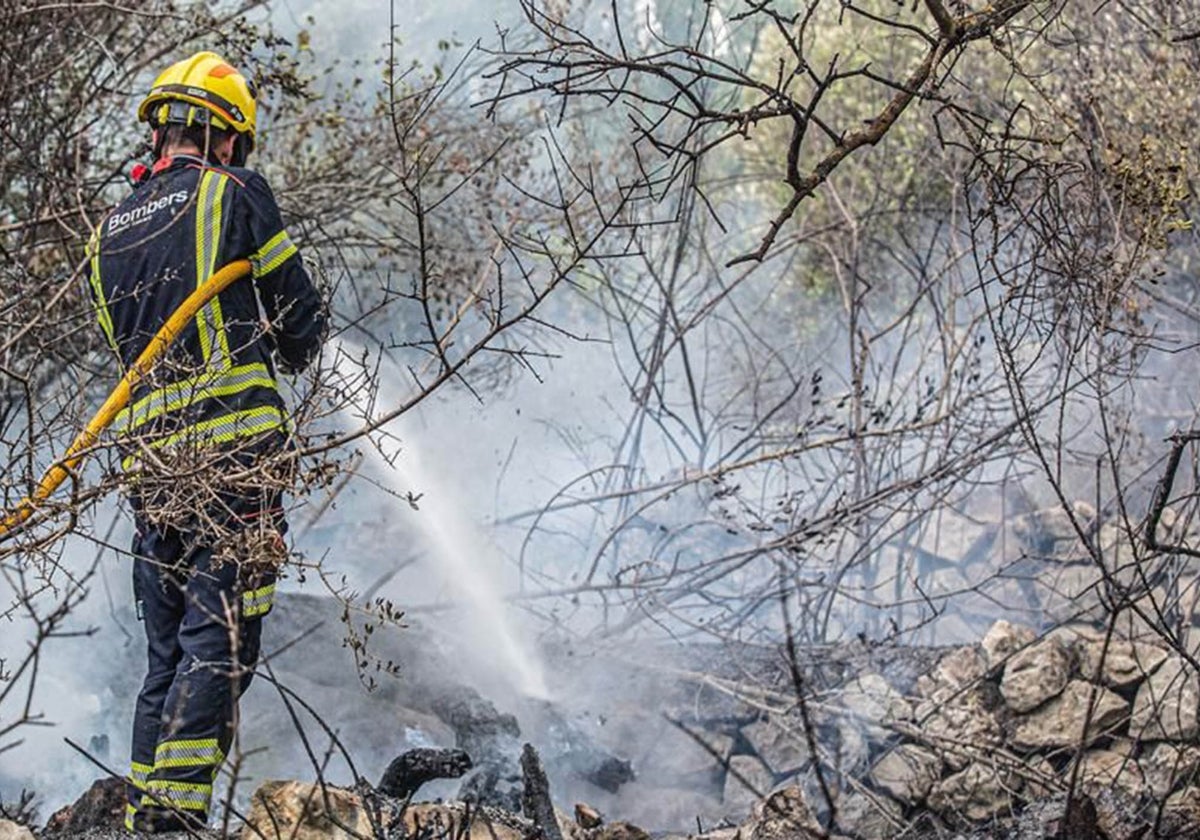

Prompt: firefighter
[{"left": 85, "top": 52, "right": 325, "bottom": 832}]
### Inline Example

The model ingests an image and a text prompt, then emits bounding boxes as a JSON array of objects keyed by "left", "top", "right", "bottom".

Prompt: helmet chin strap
[
  {"left": 229, "top": 134, "right": 251, "bottom": 167},
  {"left": 151, "top": 127, "right": 169, "bottom": 163}
]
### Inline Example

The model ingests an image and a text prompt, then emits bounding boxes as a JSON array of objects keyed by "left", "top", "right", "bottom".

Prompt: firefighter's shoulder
[{"left": 101, "top": 176, "right": 194, "bottom": 242}]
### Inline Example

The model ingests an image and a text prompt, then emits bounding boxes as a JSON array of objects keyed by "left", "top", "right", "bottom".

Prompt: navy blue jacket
[{"left": 87, "top": 154, "right": 325, "bottom": 464}]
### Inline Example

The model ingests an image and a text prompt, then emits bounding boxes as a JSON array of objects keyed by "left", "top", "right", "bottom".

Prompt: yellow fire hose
[{"left": 0, "top": 259, "right": 253, "bottom": 541}]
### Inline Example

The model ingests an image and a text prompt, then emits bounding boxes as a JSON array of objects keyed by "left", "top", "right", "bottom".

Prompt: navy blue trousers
[{"left": 126, "top": 526, "right": 275, "bottom": 831}]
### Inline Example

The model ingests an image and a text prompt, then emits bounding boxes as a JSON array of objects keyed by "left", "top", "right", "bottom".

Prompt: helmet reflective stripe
[{"left": 149, "top": 84, "right": 247, "bottom": 126}]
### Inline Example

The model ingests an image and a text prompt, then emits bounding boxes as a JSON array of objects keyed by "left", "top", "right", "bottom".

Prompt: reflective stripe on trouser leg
[
  {"left": 143, "top": 779, "right": 213, "bottom": 813},
  {"left": 125, "top": 761, "right": 151, "bottom": 830},
  {"left": 155, "top": 737, "right": 224, "bottom": 770},
  {"left": 145, "top": 738, "right": 224, "bottom": 817},
  {"left": 243, "top": 582, "right": 275, "bottom": 618}
]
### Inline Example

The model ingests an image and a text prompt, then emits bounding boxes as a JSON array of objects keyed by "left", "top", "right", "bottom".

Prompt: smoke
[{"left": 0, "top": 500, "right": 141, "bottom": 811}]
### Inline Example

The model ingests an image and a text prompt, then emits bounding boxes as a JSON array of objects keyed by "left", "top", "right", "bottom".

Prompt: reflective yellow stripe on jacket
[
  {"left": 251, "top": 230, "right": 297, "bottom": 277},
  {"left": 195, "top": 170, "right": 231, "bottom": 367},
  {"left": 87, "top": 229, "right": 117, "bottom": 352},
  {"left": 113, "top": 363, "right": 276, "bottom": 435},
  {"left": 121, "top": 406, "right": 288, "bottom": 471}
]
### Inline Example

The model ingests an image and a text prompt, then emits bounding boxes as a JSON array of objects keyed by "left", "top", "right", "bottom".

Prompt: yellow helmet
[{"left": 137, "top": 51, "right": 257, "bottom": 161}]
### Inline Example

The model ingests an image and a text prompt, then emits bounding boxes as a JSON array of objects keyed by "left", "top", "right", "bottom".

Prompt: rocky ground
[
  {"left": 10, "top": 499, "right": 1200, "bottom": 838},
  {"left": 12, "top": 609, "right": 1200, "bottom": 839}
]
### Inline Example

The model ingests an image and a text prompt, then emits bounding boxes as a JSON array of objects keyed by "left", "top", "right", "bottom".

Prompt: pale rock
[
  {"left": 1014, "top": 795, "right": 1102, "bottom": 837},
  {"left": 572, "top": 803, "right": 601, "bottom": 830},
  {"left": 981, "top": 620, "right": 1036, "bottom": 671},
  {"left": 243, "top": 780, "right": 376, "bottom": 840},
  {"left": 1077, "top": 638, "right": 1168, "bottom": 689},
  {"left": 914, "top": 695, "right": 1002, "bottom": 770},
  {"left": 738, "top": 785, "right": 823, "bottom": 840},
  {"left": 1097, "top": 522, "right": 1128, "bottom": 564},
  {"left": 826, "top": 721, "right": 871, "bottom": 775},
  {"left": 721, "top": 754, "right": 777, "bottom": 815},
  {"left": 1132, "top": 656, "right": 1200, "bottom": 741},
  {"left": 1021, "top": 756, "right": 1059, "bottom": 800},
  {"left": 917, "top": 646, "right": 986, "bottom": 700},
  {"left": 1142, "top": 742, "right": 1200, "bottom": 799},
  {"left": 1072, "top": 500, "right": 1098, "bottom": 524},
  {"left": 927, "top": 762, "right": 1016, "bottom": 822},
  {"left": 1092, "top": 787, "right": 1149, "bottom": 840},
  {"left": 833, "top": 792, "right": 903, "bottom": 840},
  {"left": 1000, "top": 637, "right": 1071, "bottom": 713},
  {"left": 742, "top": 716, "right": 809, "bottom": 774},
  {"left": 0, "top": 822, "right": 34, "bottom": 840},
  {"left": 1073, "top": 749, "right": 1145, "bottom": 797},
  {"left": 1149, "top": 505, "right": 1200, "bottom": 553},
  {"left": 1045, "top": 622, "right": 1105, "bottom": 648},
  {"left": 837, "top": 673, "right": 912, "bottom": 739},
  {"left": 1159, "top": 786, "right": 1200, "bottom": 838},
  {"left": 242, "top": 781, "right": 531, "bottom": 840},
  {"left": 869, "top": 744, "right": 942, "bottom": 805},
  {"left": 1008, "top": 680, "right": 1128, "bottom": 751},
  {"left": 1105, "top": 736, "right": 1138, "bottom": 758}
]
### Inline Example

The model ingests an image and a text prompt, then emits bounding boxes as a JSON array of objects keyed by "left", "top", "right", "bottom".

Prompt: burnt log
[
  {"left": 435, "top": 691, "right": 522, "bottom": 811},
  {"left": 520, "top": 743, "right": 563, "bottom": 840},
  {"left": 377, "top": 747, "right": 473, "bottom": 800},
  {"left": 434, "top": 691, "right": 522, "bottom": 763},
  {"left": 460, "top": 763, "right": 523, "bottom": 814}
]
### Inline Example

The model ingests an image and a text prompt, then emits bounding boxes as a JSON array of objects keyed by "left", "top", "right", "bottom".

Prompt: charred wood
[
  {"left": 377, "top": 748, "right": 473, "bottom": 800},
  {"left": 519, "top": 743, "right": 563, "bottom": 840}
]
